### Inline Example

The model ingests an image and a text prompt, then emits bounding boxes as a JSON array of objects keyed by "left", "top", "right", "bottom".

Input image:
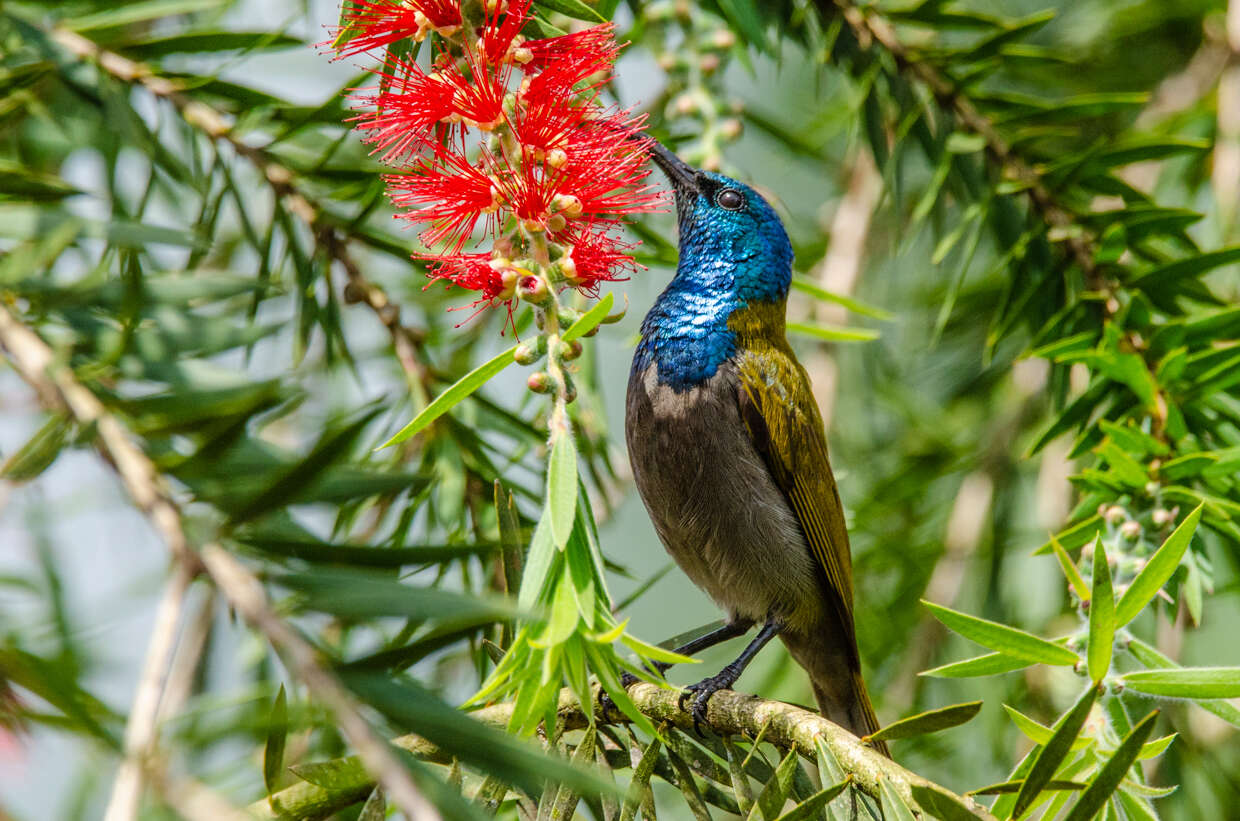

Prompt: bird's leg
[
  {"left": 620, "top": 619, "right": 754, "bottom": 688},
  {"left": 680, "top": 619, "right": 783, "bottom": 734}
]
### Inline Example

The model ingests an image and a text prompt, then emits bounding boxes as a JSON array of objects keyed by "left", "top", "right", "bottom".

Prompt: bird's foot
[{"left": 678, "top": 663, "right": 743, "bottom": 735}]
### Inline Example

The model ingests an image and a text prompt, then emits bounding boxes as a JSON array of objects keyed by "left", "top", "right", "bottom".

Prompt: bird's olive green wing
[{"left": 733, "top": 344, "right": 858, "bottom": 651}]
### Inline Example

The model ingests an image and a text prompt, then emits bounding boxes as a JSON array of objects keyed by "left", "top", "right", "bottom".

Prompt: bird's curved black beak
[{"left": 646, "top": 139, "right": 700, "bottom": 193}]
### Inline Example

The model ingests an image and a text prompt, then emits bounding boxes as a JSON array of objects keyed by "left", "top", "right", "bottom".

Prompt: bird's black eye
[{"left": 715, "top": 188, "right": 744, "bottom": 211}]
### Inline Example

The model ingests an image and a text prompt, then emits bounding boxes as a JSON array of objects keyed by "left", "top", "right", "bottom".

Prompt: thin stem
[{"left": 103, "top": 563, "right": 195, "bottom": 821}]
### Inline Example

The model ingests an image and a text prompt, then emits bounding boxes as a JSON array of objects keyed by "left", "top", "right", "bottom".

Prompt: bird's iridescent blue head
[
  {"left": 647, "top": 141, "right": 794, "bottom": 303},
  {"left": 632, "top": 142, "right": 795, "bottom": 390}
]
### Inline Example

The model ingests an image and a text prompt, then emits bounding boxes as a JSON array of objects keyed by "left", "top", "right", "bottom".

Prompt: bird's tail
[
  {"left": 782, "top": 633, "right": 891, "bottom": 758},
  {"left": 809, "top": 670, "right": 890, "bottom": 759}
]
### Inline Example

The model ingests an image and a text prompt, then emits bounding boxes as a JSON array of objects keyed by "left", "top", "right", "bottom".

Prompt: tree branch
[
  {"left": 254, "top": 684, "right": 994, "bottom": 821},
  {"left": 0, "top": 306, "right": 438, "bottom": 821}
]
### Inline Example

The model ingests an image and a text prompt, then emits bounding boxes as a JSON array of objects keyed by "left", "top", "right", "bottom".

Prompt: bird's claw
[
  {"left": 599, "top": 671, "right": 646, "bottom": 716},
  {"left": 678, "top": 665, "right": 741, "bottom": 736}
]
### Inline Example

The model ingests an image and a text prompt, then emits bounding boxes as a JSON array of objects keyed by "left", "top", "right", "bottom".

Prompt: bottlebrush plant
[{"left": 329, "top": 0, "right": 680, "bottom": 735}]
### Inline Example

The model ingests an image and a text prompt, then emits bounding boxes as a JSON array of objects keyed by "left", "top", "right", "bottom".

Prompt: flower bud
[
  {"left": 1104, "top": 505, "right": 1127, "bottom": 525},
  {"left": 1152, "top": 508, "right": 1174, "bottom": 526},
  {"left": 559, "top": 340, "right": 583, "bottom": 361},
  {"left": 545, "top": 148, "right": 569, "bottom": 169},
  {"left": 711, "top": 29, "right": 737, "bottom": 49},
  {"left": 546, "top": 213, "right": 567, "bottom": 233},
  {"left": 516, "top": 275, "right": 549, "bottom": 305},
  {"left": 699, "top": 53, "right": 721, "bottom": 74},
  {"left": 557, "top": 253, "right": 581, "bottom": 285},
  {"left": 1120, "top": 520, "right": 1142, "bottom": 540},
  {"left": 514, "top": 342, "right": 544, "bottom": 366},
  {"left": 719, "top": 118, "right": 743, "bottom": 140},
  {"left": 552, "top": 193, "right": 584, "bottom": 218},
  {"left": 527, "top": 371, "right": 552, "bottom": 393}
]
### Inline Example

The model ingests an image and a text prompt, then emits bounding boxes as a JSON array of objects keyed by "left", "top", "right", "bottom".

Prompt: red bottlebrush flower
[
  {"left": 386, "top": 147, "right": 504, "bottom": 251},
  {"left": 336, "top": 0, "right": 664, "bottom": 314},
  {"left": 558, "top": 226, "right": 641, "bottom": 291},
  {"left": 330, "top": 0, "right": 462, "bottom": 57}
]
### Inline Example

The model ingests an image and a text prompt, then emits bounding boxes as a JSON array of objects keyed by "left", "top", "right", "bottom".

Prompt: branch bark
[{"left": 254, "top": 684, "right": 995, "bottom": 821}]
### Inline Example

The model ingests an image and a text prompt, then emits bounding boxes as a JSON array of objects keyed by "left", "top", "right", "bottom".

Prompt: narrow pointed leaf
[
  {"left": 1050, "top": 535, "right": 1090, "bottom": 602},
  {"left": 1012, "top": 684, "right": 1102, "bottom": 818},
  {"left": 619, "top": 734, "right": 662, "bottom": 821},
  {"left": 548, "top": 433, "right": 578, "bottom": 551},
  {"left": 1115, "top": 504, "right": 1202, "bottom": 625},
  {"left": 920, "top": 651, "right": 1032, "bottom": 678},
  {"left": 1087, "top": 538, "right": 1116, "bottom": 682},
  {"left": 1062, "top": 711, "right": 1159, "bottom": 821},
  {"left": 749, "top": 749, "right": 799, "bottom": 821},
  {"left": 263, "top": 685, "right": 288, "bottom": 798},
  {"left": 562, "top": 292, "right": 614, "bottom": 342},
  {"left": 774, "top": 781, "right": 849, "bottom": 821},
  {"left": 969, "top": 780, "right": 1085, "bottom": 795},
  {"left": 908, "top": 785, "right": 981, "bottom": 821},
  {"left": 1121, "top": 667, "right": 1240, "bottom": 698},
  {"left": 379, "top": 345, "right": 518, "bottom": 447},
  {"left": 923, "top": 601, "right": 1079, "bottom": 665},
  {"left": 866, "top": 701, "right": 982, "bottom": 743},
  {"left": 879, "top": 778, "right": 916, "bottom": 821}
]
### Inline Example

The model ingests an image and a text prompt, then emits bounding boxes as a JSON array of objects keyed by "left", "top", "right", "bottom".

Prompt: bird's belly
[{"left": 624, "top": 363, "right": 825, "bottom": 632}]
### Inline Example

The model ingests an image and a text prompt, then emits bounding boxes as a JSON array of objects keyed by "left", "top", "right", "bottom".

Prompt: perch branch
[{"left": 253, "top": 684, "right": 995, "bottom": 820}]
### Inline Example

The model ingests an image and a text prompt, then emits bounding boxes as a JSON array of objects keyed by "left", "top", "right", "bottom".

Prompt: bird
[{"left": 624, "top": 139, "right": 888, "bottom": 756}]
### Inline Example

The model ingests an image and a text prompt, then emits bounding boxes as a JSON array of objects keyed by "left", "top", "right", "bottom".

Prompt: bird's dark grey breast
[{"left": 624, "top": 362, "right": 827, "bottom": 634}]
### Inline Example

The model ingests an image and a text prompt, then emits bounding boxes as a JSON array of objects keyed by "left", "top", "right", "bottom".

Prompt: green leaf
[
  {"left": 774, "top": 781, "right": 849, "bottom": 821},
  {"left": 1034, "top": 514, "right": 1103, "bottom": 555},
  {"left": 749, "top": 749, "right": 798, "bottom": 821},
  {"left": 532, "top": 0, "right": 606, "bottom": 22},
  {"left": 1130, "top": 245, "right": 1240, "bottom": 290},
  {"left": 1003, "top": 705, "right": 1090, "bottom": 751},
  {"left": 379, "top": 345, "right": 519, "bottom": 448},
  {"left": 1062, "top": 711, "right": 1159, "bottom": 821},
  {"left": 228, "top": 407, "right": 382, "bottom": 524},
  {"left": 619, "top": 735, "right": 661, "bottom": 821},
  {"left": 547, "top": 433, "right": 578, "bottom": 551},
  {"left": 879, "top": 777, "right": 916, "bottom": 821},
  {"left": 908, "top": 785, "right": 981, "bottom": 821},
  {"left": 1012, "top": 684, "right": 1102, "bottom": 818},
  {"left": 922, "top": 601, "right": 1079, "bottom": 665},
  {"left": 517, "top": 516, "right": 556, "bottom": 609},
  {"left": 866, "top": 701, "right": 982, "bottom": 743},
  {"left": 562, "top": 292, "right": 615, "bottom": 342},
  {"left": 1121, "top": 668, "right": 1240, "bottom": 698},
  {"left": 786, "top": 321, "right": 880, "bottom": 342},
  {"left": 1049, "top": 535, "right": 1090, "bottom": 602},
  {"left": 969, "top": 780, "right": 1085, "bottom": 795},
  {"left": 262, "top": 685, "right": 287, "bottom": 799},
  {"left": 716, "top": 0, "right": 769, "bottom": 50},
  {"left": 790, "top": 277, "right": 894, "bottom": 320},
  {"left": 1126, "top": 638, "right": 1240, "bottom": 727},
  {"left": 1138, "top": 733, "right": 1177, "bottom": 760},
  {"left": 1115, "top": 504, "right": 1202, "bottom": 625},
  {"left": 920, "top": 651, "right": 1032, "bottom": 678},
  {"left": 65, "top": 0, "right": 228, "bottom": 32},
  {"left": 1, "top": 414, "right": 73, "bottom": 482},
  {"left": 277, "top": 570, "right": 517, "bottom": 625},
  {"left": 1087, "top": 538, "right": 1116, "bottom": 683}
]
